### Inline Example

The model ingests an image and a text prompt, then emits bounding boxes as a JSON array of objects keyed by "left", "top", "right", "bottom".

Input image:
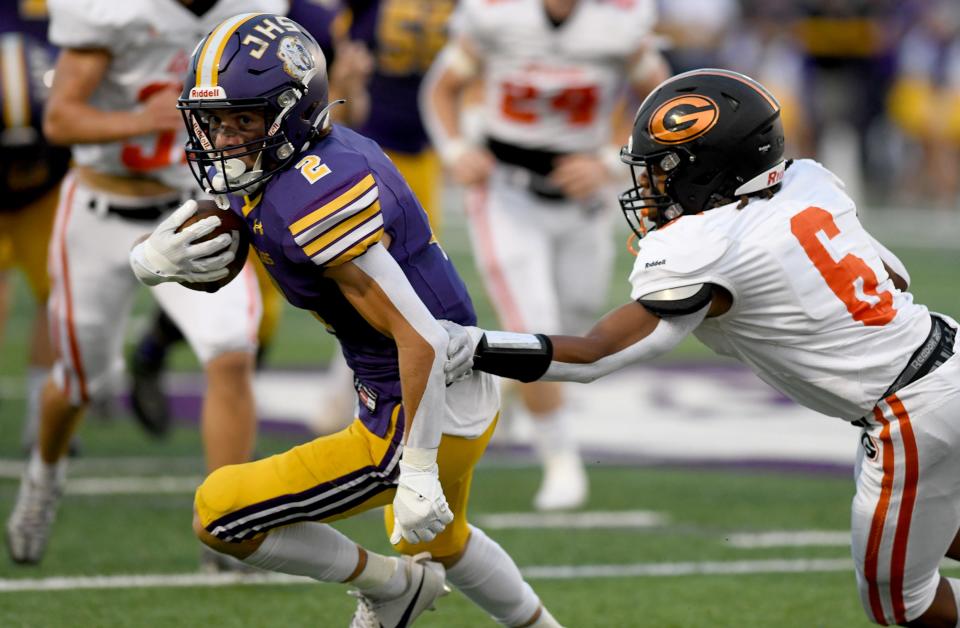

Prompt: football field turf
[{"left": 1, "top": 216, "right": 959, "bottom": 626}]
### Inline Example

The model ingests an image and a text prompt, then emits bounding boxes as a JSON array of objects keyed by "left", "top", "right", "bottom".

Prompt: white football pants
[
  {"left": 465, "top": 165, "right": 615, "bottom": 335},
  {"left": 47, "top": 172, "right": 261, "bottom": 405}
]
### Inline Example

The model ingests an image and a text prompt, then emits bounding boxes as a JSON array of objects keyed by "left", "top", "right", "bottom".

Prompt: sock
[
  {"left": 136, "top": 311, "right": 184, "bottom": 366},
  {"left": 352, "top": 553, "right": 407, "bottom": 599},
  {"left": 20, "top": 368, "right": 47, "bottom": 449},
  {"left": 526, "top": 607, "right": 563, "bottom": 628},
  {"left": 947, "top": 578, "right": 960, "bottom": 628},
  {"left": 530, "top": 405, "right": 577, "bottom": 460},
  {"left": 27, "top": 448, "right": 65, "bottom": 484},
  {"left": 446, "top": 525, "right": 545, "bottom": 627},
  {"left": 242, "top": 522, "right": 357, "bottom": 582}
]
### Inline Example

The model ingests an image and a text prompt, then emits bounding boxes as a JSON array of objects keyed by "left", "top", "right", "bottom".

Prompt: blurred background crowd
[{"left": 658, "top": 0, "right": 960, "bottom": 210}]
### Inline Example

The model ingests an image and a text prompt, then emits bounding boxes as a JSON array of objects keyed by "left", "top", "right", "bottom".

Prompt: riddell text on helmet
[{"left": 189, "top": 86, "right": 226, "bottom": 99}]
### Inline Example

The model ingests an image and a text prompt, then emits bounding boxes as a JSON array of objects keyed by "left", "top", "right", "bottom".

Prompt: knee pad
[{"left": 194, "top": 464, "right": 246, "bottom": 536}]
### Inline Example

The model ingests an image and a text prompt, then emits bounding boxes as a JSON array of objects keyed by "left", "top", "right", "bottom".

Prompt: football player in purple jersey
[
  {"left": 0, "top": 12, "right": 70, "bottom": 452},
  {"left": 129, "top": 13, "right": 561, "bottom": 628},
  {"left": 338, "top": 0, "right": 455, "bottom": 234}
]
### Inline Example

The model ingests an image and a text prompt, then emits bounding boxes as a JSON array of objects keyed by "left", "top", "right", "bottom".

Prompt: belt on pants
[
  {"left": 851, "top": 314, "right": 956, "bottom": 428},
  {"left": 87, "top": 196, "right": 183, "bottom": 221}
]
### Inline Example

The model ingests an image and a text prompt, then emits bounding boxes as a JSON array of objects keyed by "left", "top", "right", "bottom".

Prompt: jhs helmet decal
[
  {"left": 648, "top": 95, "right": 719, "bottom": 145},
  {"left": 278, "top": 35, "right": 313, "bottom": 80}
]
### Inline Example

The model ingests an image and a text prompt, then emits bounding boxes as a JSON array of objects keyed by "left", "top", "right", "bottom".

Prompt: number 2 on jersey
[{"left": 790, "top": 206, "right": 896, "bottom": 326}]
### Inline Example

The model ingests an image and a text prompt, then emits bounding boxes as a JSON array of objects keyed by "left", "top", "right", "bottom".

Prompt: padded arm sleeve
[
  {"left": 352, "top": 244, "right": 446, "bottom": 450},
  {"left": 542, "top": 306, "right": 708, "bottom": 383}
]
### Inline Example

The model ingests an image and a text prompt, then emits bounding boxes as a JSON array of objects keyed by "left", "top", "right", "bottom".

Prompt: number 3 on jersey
[
  {"left": 120, "top": 82, "right": 184, "bottom": 171},
  {"left": 790, "top": 206, "right": 896, "bottom": 326}
]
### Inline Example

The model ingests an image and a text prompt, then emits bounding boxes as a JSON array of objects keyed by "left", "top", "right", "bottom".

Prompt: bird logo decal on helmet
[{"left": 278, "top": 35, "right": 313, "bottom": 80}]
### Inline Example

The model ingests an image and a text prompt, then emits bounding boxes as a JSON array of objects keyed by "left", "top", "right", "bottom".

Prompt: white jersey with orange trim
[
  {"left": 628, "top": 159, "right": 931, "bottom": 421},
  {"left": 452, "top": 0, "right": 657, "bottom": 152},
  {"left": 46, "top": 0, "right": 286, "bottom": 192}
]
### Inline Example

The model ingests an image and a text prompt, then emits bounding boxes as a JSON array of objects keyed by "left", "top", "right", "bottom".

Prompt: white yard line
[
  {"left": 66, "top": 476, "right": 202, "bottom": 495},
  {"left": 0, "top": 559, "right": 856, "bottom": 593},
  {"left": 726, "top": 531, "right": 851, "bottom": 548},
  {"left": 476, "top": 511, "right": 667, "bottom": 529},
  {"left": 6, "top": 558, "right": 960, "bottom": 592},
  {"left": 0, "top": 458, "right": 203, "bottom": 480}
]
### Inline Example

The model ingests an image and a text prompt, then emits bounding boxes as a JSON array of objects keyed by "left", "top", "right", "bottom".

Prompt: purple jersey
[
  {"left": 230, "top": 124, "right": 476, "bottom": 435},
  {"left": 0, "top": 1, "right": 53, "bottom": 44},
  {"left": 0, "top": 5, "right": 70, "bottom": 210},
  {"left": 347, "top": 0, "right": 455, "bottom": 154}
]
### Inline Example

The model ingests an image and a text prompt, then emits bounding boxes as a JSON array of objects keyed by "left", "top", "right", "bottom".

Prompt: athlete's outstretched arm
[
  {"left": 545, "top": 302, "right": 706, "bottom": 383},
  {"left": 445, "top": 300, "right": 708, "bottom": 385},
  {"left": 324, "top": 241, "right": 454, "bottom": 545},
  {"left": 44, "top": 48, "right": 181, "bottom": 145}
]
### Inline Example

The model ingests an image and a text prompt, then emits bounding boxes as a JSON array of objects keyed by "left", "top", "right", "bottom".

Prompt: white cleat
[
  {"left": 5, "top": 461, "right": 65, "bottom": 564},
  {"left": 349, "top": 552, "right": 450, "bottom": 628},
  {"left": 534, "top": 450, "right": 588, "bottom": 512}
]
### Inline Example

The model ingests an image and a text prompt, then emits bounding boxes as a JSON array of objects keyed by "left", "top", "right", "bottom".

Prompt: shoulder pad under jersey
[
  {"left": 636, "top": 284, "right": 713, "bottom": 317},
  {"left": 628, "top": 216, "right": 730, "bottom": 302},
  {"left": 47, "top": 0, "right": 131, "bottom": 50},
  {"left": 448, "top": 0, "right": 501, "bottom": 47},
  {"left": 598, "top": 0, "right": 658, "bottom": 43},
  {"left": 279, "top": 149, "right": 384, "bottom": 268}
]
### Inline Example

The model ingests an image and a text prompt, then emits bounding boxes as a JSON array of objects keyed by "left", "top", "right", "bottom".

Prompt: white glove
[
  {"left": 440, "top": 321, "right": 484, "bottom": 385},
  {"left": 129, "top": 200, "right": 235, "bottom": 286},
  {"left": 390, "top": 447, "right": 453, "bottom": 545}
]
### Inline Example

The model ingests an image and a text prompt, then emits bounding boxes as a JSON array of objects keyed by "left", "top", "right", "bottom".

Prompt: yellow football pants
[
  {"left": 195, "top": 404, "right": 497, "bottom": 559},
  {"left": 0, "top": 185, "right": 58, "bottom": 301}
]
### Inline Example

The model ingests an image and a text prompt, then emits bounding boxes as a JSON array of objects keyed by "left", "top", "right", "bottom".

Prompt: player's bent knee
[
  {"left": 203, "top": 349, "right": 255, "bottom": 377},
  {"left": 856, "top": 573, "right": 943, "bottom": 626}
]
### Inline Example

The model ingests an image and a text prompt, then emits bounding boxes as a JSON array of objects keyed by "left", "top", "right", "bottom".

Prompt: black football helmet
[{"left": 619, "top": 69, "right": 785, "bottom": 239}]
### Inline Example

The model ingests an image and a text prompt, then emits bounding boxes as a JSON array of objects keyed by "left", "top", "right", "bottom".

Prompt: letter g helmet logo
[{"left": 648, "top": 95, "right": 719, "bottom": 145}]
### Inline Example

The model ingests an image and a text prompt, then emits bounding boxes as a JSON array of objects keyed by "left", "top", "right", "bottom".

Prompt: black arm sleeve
[{"left": 472, "top": 333, "right": 554, "bottom": 383}]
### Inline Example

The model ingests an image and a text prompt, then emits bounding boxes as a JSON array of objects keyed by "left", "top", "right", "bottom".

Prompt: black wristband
[{"left": 472, "top": 332, "right": 554, "bottom": 382}]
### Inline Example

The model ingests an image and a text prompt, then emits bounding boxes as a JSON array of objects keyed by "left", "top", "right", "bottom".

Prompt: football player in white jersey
[
  {"left": 444, "top": 69, "right": 960, "bottom": 627},
  {"left": 422, "top": 0, "right": 669, "bottom": 511},
  {"left": 3, "top": 0, "right": 286, "bottom": 567}
]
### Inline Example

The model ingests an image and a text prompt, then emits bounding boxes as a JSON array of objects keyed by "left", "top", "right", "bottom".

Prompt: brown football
[{"left": 175, "top": 199, "right": 250, "bottom": 293}]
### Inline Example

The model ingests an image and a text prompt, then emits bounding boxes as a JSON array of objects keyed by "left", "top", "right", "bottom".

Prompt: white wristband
[
  {"left": 129, "top": 241, "right": 167, "bottom": 286},
  {"left": 438, "top": 137, "right": 470, "bottom": 167},
  {"left": 401, "top": 446, "right": 439, "bottom": 471}
]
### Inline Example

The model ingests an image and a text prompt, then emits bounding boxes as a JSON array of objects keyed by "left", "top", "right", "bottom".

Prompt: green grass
[
  {"left": 1, "top": 220, "right": 959, "bottom": 626},
  {"left": 0, "top": 408, "right": 907, "bottom": 628}
]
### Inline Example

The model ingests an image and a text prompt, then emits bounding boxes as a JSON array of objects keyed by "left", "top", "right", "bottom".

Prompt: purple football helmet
[{"left": 179, "top": 13, "right": 331, "bottom": 194}]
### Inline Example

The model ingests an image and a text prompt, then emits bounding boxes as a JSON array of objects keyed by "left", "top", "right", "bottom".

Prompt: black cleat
[{"left": 129, "top": 348, "right": 171, "bottom": 438}]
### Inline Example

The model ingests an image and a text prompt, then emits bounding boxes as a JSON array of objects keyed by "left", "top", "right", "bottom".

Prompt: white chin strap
[
  {"left": 733, "top": 160, "right": 786, "bottom": 196},
  {"left": 210, "top": 156, "right": 264, "bottom": 194}
]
